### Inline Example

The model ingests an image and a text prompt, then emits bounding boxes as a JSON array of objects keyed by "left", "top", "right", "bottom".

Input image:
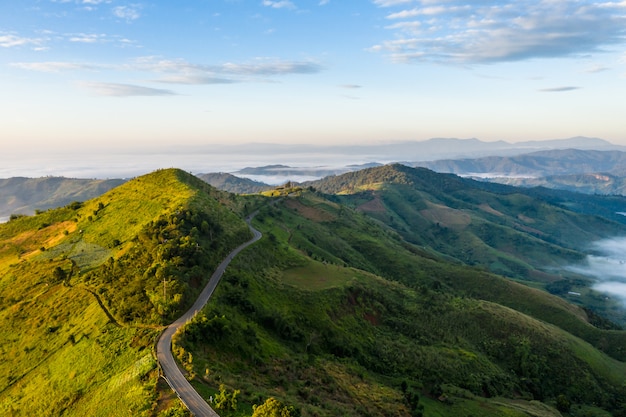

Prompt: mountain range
[
  {"left": 2, "top": 164, "right": 626, "bottom": 416},
  {"left": 0, "top": 177, "right": 125, "bottom": 222}
]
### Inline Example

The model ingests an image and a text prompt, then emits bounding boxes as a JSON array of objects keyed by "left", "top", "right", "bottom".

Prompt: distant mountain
[
  {"left": 411, "top": 149, "right": 626, "bottom": 195},
  {"left": 415, "top": 149, "right": 626, "bottom": 177},
  {"left": 0, "top": 176, "right": 125, "bottom": 221},
  {"left": 196, "top": 172, "right": 272, "bottom": 194},
  {"left": 490, "top": 173, "right": 626, "bottom": 195},
  {"left": 202, "top": 137, "right": 625, "bottom": 185},
  {"left": 211, "top": 136, "right": 623, "bottom": 163},
  {"left": 233, "top": 162, "right": 383, "bottom": 180},
  {"left": 347, "top": 136, "right": 622, "bottom": 161}
]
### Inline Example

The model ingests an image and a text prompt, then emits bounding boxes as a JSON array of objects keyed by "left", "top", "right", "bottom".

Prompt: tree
[
  {"left": 52, "top": 266, "right": 67, "bottom": 283},
  {"left": 556, "top": 394, "right": 571, "bottom": 413},
  {"left": 252, "top": 397, "right": 298, "bottom": 417},
  {"left": 213, "top": 384, "right": 240, "bottom": 412}
]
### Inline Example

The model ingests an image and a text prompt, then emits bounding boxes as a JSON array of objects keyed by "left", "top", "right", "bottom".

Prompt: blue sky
[{"left": 2, "top": 0, "right": 626, "bottom": 158}]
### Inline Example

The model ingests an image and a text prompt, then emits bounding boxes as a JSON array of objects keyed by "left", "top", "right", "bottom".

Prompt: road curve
[{"left": 156, "top": 213, "right": 262, "bottom": 416}]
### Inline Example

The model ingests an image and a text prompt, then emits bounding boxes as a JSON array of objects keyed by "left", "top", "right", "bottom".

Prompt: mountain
[
  {"left": 232, "top": 163, "right": 384, "bottom": 184},
  {"left": 0, "top": 177, "right": 126, "bottom": 222},
  {"left": 490, "top": 172, "right": 626, "bottom": 195},
  {"left": 3, "top": 165, "right": 626, "bottom": 416},
  {"left": 416, "top": 149, "right": 626, "bottom": 178},
  {"left": 196, "top": 172, "right": 273, "bottom": 194},
  {"left": 211, "top": 136, "right": 623, "bottom": 163},
  {"left": 306, "top": 164, "right": 626, "bottom": 325},
  {"left": 175, "top": 167, "right": 626, "bottom": 416}
]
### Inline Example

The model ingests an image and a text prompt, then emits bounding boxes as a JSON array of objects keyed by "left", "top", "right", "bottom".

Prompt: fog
[
  {"left": 566, "top": 237, "right": 626, "bottom": 304},
  {"left": 0, "top": 149, "right": 380, "bottom": 182}
]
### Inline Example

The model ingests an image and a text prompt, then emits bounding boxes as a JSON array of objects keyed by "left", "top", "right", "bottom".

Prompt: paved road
[{"left": 156, "top": 214, "right": 262, "bottom": 416}]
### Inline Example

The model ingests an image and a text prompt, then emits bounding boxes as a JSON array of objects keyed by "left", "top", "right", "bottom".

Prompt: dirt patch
[
  {"left": 284, "top": 199, "right": 336, "bottom": 222},
  {"left": 420, "top": 202, "right": 471, "bottom": 230},
  {"left": 513, "top": 222, "right": 545, "bottom": 236},
  {"left": 517, "top": 214, "right": 535, "bottom": 224},
  {"left": 9, "top": 221, "right": 77, "bottom": 258},
  {"left": 357, "top": 196, "right": 386, "bottom": 213},
  {"left": 363, "top": 312, "right": 379, "bottom": 326},
  {"left": 479, "top": 204, "right": 504, "bottom": 217}
]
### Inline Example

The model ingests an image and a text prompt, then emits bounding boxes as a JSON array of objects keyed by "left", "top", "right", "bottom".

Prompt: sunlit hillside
[{"left": 0, "top": 169, "right": 252, "bottom": 416}]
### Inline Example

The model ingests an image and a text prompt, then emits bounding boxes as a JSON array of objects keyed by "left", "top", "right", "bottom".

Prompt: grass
[
  {"left": 0, "top": 280, "right": 158, "bottom": 416},
  {"left": 281, "top": 259, "right": 365, "bottom": 291}
]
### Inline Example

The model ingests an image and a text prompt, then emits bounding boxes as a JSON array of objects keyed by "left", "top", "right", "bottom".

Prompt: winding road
[{"left": 156, "top": 213, "right": 262, "bottom": 416}]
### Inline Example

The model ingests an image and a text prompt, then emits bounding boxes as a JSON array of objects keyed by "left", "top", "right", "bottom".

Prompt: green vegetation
[
  {"left": 174, "top": 183, "right": 626, "bottom": 417},
  {"left": 3, "top": 164, "right": 626, "bottom": 416},
  {"left": 0, "top": 169, "right": 252, "bottom": 415},
  {"left": 311, "top": 164, "right": 626, "bottom": 325}
]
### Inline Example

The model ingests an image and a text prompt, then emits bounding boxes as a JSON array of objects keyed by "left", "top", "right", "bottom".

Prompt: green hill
[
  {"left": 174, "top": 187, "right": 626, "bottom": 417},
  {"left": 307, "top": 164, "right": 626, "bottom": 325},
  {"left": 3, "top": 165, "right": 626, "bottom": 417},
  {"left": 0, "top": 168, "right": 252, "bottom": 416}
]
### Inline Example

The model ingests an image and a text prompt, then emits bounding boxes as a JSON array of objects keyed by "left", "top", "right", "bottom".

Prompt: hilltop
[{"left": 0, "top": 168, "right": 253, "bottom": 416}]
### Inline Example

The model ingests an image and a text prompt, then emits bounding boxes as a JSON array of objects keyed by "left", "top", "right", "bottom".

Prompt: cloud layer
[
  {"left": 567, "top": 237, "right": 626, "bottom": 305},
  {"left": 80, "top": 82, "right": 177, "bottom": 96},
  {"left": 371, "top": 0, "right": 626, "bottom": 65}
]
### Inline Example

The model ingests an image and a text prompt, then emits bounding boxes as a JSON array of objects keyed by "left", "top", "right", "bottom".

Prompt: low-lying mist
[{"left": 566, "top": 237, "right": 626, "bottom": 305}]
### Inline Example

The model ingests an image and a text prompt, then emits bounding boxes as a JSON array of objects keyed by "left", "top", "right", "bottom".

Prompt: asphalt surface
[{"left": 156, "top": 214, "right": 262, "bottom": 416}]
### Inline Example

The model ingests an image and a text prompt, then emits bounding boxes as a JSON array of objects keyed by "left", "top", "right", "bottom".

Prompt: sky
[{"left": 1, "top": 0, "right": 626, "bottom": 175}]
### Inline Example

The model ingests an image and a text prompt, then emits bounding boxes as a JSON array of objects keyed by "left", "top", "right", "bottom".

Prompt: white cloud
[
  {"left": 155, "top": 75, "right": 237, "bottom": 85},
  {"left": 585, "top": 64, "right": 610, "bottom": 73},
  {"left": 0, "top": 34, "right": 43, "bottom": 48},
  {"left": 80, "top": 82, "right": 177, "bottom": 96},
  {"left": 69, "top": 33, "right": 107, "bottom": 43},
  {"left": 538, "top": 86, "right": 581, "bottom": 92},
  {"left": 221, "top": 59, "right": 323, "bottom": 75},
  {"left": 262, "top": 1, "right": 296, "bottom": 10},
  {"left": 10, "top": 62, "right": 97, "bottom": 72},
  {"left": 372, "top": 0, "right": 626, "bottom": 65},
  {"left": 373, "top": 0, "right": 413, "bottom": 6},
  {"left": 128, "top": 56, "right": 323, "bottom": 80},
  {"left": 50, "top": 0, "right": 112, "bottom": 5},
  {"left": 385, "top": 20, "right": 421, "bottom": 32},
  {"left": 113, "top": 5, "right": 141, "bottom": 22}
]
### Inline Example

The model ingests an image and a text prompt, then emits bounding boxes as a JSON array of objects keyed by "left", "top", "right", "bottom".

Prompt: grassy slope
[
  {"left": 176, "top": 191, "right": 626, "bottom": 417},
  {"left": 0, "top": 168, "right": 251, "bottom": 416},
  {"left": 310, "top": 164, "right": 626, "bottom": 326}
]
